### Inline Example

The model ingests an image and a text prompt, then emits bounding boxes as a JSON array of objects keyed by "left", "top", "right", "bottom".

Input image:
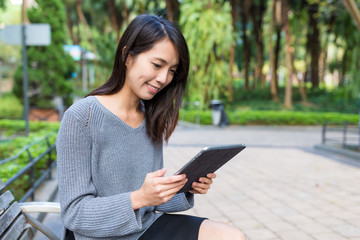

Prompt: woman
[{"left": 57, "top": 14, "right": 246, "bottom": 240}]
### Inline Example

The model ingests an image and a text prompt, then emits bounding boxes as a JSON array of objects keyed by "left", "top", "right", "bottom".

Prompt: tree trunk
[
  {"left": 319, "top": 47, "right": 326, "bottom": 86},
  {"left": 65, "top": 1, "right": 77, "bottom": 44},
  {"left": 307, "top": 3, "right": 320, "bottom": 88},
  {"left": 241, "top": 0, "right": 251, "bottom": 91},
  {"left": 282, "top": 0, "right": 292, "bottom": 109},
  {"left": 165, "top": 0, "right": 180, "bottom": 23},
  {"left": 108, "top": 0, "right": 120, "bottom": 41},
  {"left": 281, "top": 0, "right": 308, "bottom": 105},
  {"left": 291, "top": 60, "right": 307, "bottom": 103},
  {"left": 22, "top": 0, "right": 29, "bottom": 24},
  {"left": 274, "top": 29, "right": 281, "bottom": 90},
  {"left": 339, "top": 48, "right": 348, "bottom": 87},
  {"left": 269, "top": 0, "right": 279, "bottom": 102},
  {"left": 75, "top": 0, "right": 97, "bottom": 55},
  {"left": 229, "top": 45, "right": 235, "bottom": 102},
  {"left": 229, "top": 0, "right": 238, "bottom": 102},
  {"left": 75, "top": 0, "right": 99, "bottom": 90},
  {"left": 251, "top": 0, "right": 266, "bottom": 89}
]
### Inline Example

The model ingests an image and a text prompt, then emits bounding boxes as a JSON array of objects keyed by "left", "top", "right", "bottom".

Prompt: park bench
[{"left": 0, "top": 179, "right": 61, "bottom": 240}]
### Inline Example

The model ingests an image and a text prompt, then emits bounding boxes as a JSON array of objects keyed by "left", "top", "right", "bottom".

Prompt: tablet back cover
[{"left": 176, "top": 144, "right": 245, "bottom": 193}]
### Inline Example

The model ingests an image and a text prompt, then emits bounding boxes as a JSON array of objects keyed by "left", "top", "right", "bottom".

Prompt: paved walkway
[{"left": 37, "top": 124, "right": 360, "bottom": 240}]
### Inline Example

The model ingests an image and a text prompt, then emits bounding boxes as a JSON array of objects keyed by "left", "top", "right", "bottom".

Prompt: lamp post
[{"left": 22, "top": 0, "right": 29, "bottom": 136}]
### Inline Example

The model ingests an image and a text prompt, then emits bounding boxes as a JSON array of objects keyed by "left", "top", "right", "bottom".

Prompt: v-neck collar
[{"left": 90, "top": 96, "right": 145, "bottom": 131}]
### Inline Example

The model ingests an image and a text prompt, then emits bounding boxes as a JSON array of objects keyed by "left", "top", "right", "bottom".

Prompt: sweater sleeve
[
  {"left": 56, "top": 111, "right": 143, "bottom": 238},
  {"left": 154, "top": 192, "right": 194, "bottom": 213}
]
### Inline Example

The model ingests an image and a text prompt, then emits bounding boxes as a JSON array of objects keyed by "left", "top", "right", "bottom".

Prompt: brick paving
[
  {"left": 165, "top": 123, "right": 360, "bottom": 240},
  {"left": 38, "top": 123, "right": 360, "bottom": 240}
]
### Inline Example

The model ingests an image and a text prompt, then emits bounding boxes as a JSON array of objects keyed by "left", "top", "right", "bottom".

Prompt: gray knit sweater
[{"left": 56, "top": 96, "right": 194, "bottom": 240}]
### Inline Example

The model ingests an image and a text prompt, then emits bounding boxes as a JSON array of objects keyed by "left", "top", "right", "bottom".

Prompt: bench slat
[
  {"left": 0, "top": 180, "right": 5, "bottom": 193},
  {"left": 0, "top": 191, "right": 15, "bottom": 212},
  {"left": 18, "top": 227, "right": 34, "bottom": 240},
  {"left": 1, "top": 214, "right": 27, "bottom": 240},
  {"left": 1, "top": 180, "right": 60, "bottom": 240},
  {"left": 0, "top": 202, "right": 22, "bottom": 235}
]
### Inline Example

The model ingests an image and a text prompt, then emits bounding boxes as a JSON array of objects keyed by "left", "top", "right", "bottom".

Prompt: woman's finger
[
  {"left": 192, "top": 182, "right": 210, "bottom": 191},
  {"left": 189, "top": 189, "right": 200, "bottom": 194},
  {"left": 207, "top": 173, "right": 216, "bottom": 179},
  {"left": 198, "top": 177, "right": 213, "bottom": 185},
  {"left": 191, "top": 185, "right": 208, "bottom": 194}
]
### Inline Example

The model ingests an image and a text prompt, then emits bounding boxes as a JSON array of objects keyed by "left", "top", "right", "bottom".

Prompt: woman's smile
[{"left": 146, "top": 83, "right": 160, "bottom": 93}]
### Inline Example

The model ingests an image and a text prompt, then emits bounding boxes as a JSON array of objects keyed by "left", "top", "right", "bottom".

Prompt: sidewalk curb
[{"left": 314, "top": 144, "right": 360, "bottom": 160}]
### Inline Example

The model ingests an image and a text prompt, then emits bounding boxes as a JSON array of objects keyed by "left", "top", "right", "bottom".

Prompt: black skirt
[{"left": 138, "top": 214, "right": 207, "bottom": 240}]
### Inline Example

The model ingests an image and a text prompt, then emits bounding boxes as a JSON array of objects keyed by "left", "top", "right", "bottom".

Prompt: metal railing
[
  {"left": 322, "top": 122, "right": 360, "bottom": 151},
  {"left": 0, "top": 134, "right": 56, "bottom": 202}
]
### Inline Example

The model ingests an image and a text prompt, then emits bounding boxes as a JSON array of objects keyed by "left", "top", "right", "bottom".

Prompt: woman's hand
[
  {"left": 189, "top": 173, "right": 216, "bottom": 194},
  {"left": 131, "top": 168, "right": 187, "bottom": 210}
]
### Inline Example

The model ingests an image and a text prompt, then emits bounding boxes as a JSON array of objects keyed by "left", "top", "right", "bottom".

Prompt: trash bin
[{"left": 209, "top": 100, "right": 229, "bottom": 126}]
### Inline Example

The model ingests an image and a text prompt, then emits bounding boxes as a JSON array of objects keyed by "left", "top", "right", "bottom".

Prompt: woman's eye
[
  {"left": 170, "top": 69, "right": 177, "bottom": 75},
  {"left": 152, "top": 63, "right": 161, "bottom": 68}
]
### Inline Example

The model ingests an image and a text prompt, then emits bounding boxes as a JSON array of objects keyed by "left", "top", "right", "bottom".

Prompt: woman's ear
[
  {"left": 122, "top": 46, "right": 132, "bottom": 67},
  {"left": 125, "top": 55, "right": 132, "bottom": 68}
]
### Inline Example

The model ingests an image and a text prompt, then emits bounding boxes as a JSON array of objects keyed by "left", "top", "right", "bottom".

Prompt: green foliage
[
  {"left": 229, "top": 111, "right": 358, "bottom": 125},
  {"left": 229, "top": 87, "right": 359, "bottom": 114},
  {"left": 348, "top": 43, "right": 360, "bottom": 99},
  {"left": 0, "top": 0, "right": 5, "bottom": 10},
  {"left": 0, "top": 119, "right": 60, "bottom": 138},
  {"left": 0, "top": 94, "right": 23, "bottom": 119},
  {"left": 0, "top": 120, "right": 59, "bottom": 200},
  {"left": 181, "top": 109, "right": 359, "bottom": 126},
  {"left": 180, "top": 0, "right": 234, "bottom": 108},
  {"left": 0, "top": 1, "right": 21, "bottom": 74},
  {"left": 180, "top": 110, "right": 213, "bottom": 125},
  {"left": 13, "top": 0, "right": 75, "bottom": 108}
]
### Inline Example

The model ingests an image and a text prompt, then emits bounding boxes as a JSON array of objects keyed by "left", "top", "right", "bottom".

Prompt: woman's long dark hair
[{"left": 87, "top": 15, "right": 189, "bottom": 143}]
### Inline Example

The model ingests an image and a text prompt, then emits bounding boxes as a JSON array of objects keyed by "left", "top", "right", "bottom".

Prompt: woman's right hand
[{"left": 131, "top": 168, "right": 187, "bottom": 210}]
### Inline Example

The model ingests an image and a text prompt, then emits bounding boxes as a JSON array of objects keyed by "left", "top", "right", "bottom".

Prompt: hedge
[
  {"left": 0, "top": 120, "right": 60, "bottom": 200},
  {"left": 180, "top": 110, "right": 359, "bottom": 125}
]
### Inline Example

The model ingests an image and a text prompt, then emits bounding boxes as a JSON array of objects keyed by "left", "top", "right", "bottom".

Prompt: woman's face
[{"left": 124, "top": 38, "right": 179, "bottom": 101}]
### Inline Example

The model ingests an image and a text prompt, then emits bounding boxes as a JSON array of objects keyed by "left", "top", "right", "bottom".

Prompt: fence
[
  {"left": 0, "top": 134, "right": 56, "bottom": 202},
  {"left": 322, "top": 122, "right": 360, "bottom": 151}
]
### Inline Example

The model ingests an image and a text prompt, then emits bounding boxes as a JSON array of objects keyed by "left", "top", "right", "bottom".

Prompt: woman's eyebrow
[{"left": 153, "top": 57, "right": 178, "bottom": 67}]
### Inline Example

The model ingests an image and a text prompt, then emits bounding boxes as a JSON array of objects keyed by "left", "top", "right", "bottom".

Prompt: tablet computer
[{"left": 175, "top": 144, "right": 246, "bottom": 193}]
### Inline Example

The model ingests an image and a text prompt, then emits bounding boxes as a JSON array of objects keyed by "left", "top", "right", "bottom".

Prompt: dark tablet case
[{"left": 175, "top": 144, "right": 246, "bottom": 193}]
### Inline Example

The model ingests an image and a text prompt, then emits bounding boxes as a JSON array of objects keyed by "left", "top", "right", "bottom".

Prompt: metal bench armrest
[
  {"left": 18, "top": 202, "right": 60, "bottom": 213},
  {"left": 18, "top": 202, "right": 61, "bottom": 240}
]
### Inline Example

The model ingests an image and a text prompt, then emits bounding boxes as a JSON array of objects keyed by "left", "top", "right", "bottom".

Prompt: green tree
[
  {"left": 0, "top": 0, "right": 5, "bottom": 10},
  {"left": 180, "top": 0, "right": 234, "bottom": 108},
  {"left": 13, "top": 0, "right": 75, "bottom": 107},
  {"left": 63, "top": 0, "right": 166, "bottom": 90}
]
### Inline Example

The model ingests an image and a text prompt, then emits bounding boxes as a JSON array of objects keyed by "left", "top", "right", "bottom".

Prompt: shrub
[
  {"left": 180, "top": 110, "right": 212, "bottom": 125},
  {"left": 0, "top": 94, "right": 23, "bottom": 119}
]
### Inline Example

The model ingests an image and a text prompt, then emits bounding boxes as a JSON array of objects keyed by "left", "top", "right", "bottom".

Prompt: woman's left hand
[{"left": 189, "top": 173, "right": 216, "bottom": 194}]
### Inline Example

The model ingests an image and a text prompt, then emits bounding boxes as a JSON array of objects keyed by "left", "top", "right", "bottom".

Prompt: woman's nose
[{"left": 156, "top": 70, "right": 169, "bottom": 84}]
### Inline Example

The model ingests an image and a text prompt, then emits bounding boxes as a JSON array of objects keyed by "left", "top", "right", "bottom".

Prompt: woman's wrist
[{"left": 131, "top": 189, "right": 146, "bottom": 210}]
